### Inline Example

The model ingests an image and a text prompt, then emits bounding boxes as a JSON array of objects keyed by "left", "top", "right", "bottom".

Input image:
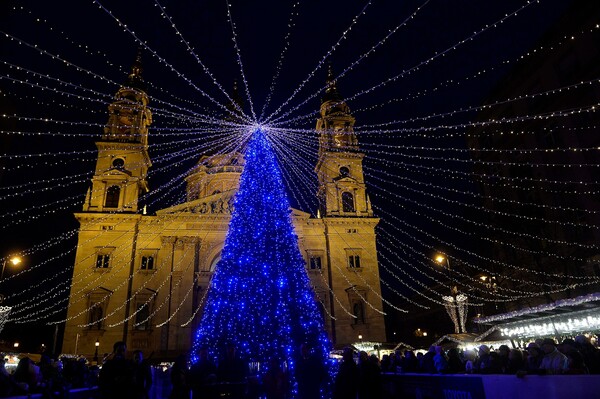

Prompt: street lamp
[
  {"left": 0, "top": 256, "right": 22, "bottom": 330},
  {"left": 0, "top": 256, "right": 19, "bottom": 333},
  {"left": 434, "top": 254, "right": 457, "bottom": 295},
  {"left": 1, "top": 256, "right": 22, "bottom": 281},
  {"left": 435, "top": 254, "right": 446, "bottom": 266},
  {"left": 94, "top": 339, "right": 100, "bottom": 364},
  {"left": 434, "top": 253, "right": 467, "bottom": 334}
]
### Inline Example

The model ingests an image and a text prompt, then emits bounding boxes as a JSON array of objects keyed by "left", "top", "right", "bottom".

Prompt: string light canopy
[{"left": 0, "top": 1, "right": 598, "bottom": 349}]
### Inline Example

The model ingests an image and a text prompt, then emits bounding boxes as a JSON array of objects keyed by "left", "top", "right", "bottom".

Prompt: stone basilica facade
[{"left": 62, "top": 59, "right": 386, "bottom": 359}]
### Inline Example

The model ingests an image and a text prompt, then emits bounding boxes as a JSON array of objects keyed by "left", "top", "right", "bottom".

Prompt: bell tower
[
  {"left": 313, "top": 66, "right": 385, "bottom": 345},
  {"left": 315, "top": 65, "right": 373, "bottom": 217},
  {"left": 84, "top": 51, "right": 152, "bottom": 213}
]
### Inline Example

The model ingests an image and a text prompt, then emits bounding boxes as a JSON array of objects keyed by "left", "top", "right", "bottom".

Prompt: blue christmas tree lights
[{"left": 192, "top": 128, "right": 331, "bottom": 392}]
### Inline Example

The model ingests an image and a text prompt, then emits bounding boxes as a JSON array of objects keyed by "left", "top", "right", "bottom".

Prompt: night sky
[{"left": 0, "top": 0, "right": 592, "bottom": 351}]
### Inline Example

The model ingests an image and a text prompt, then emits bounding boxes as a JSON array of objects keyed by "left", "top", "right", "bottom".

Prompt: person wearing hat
[{"left": 539, "top": 338, "right": 568, "bottom": 374}]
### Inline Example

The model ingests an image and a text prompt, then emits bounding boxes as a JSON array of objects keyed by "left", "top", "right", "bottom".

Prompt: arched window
[
  {"left": 353, "top": 302, "right": 365, "bottom": 324},
  {"left": 105, "top": 185, "right": 120, "bottom": 208},
  {"left": 342, "top": 192, "right": 355, "bottom": 212},
  {"left": 209, "top": 256, "right": 221, "bottom": 272},
  {"left": 134, "top": 302, "right": 150, "bottom": 330}
]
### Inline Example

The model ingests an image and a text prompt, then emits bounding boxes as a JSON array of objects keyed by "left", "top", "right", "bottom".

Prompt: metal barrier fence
[{"left": 381, "top": 372, "right": 600, "bottom": 399}]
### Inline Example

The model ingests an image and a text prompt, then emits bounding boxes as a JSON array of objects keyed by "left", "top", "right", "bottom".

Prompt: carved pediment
[
  {"left": 102, "top": 168, "right": 133, "bottom": 177},
  {"left": 157, "top": 191, "right": 236, "bottom": 215},
  {"left": 88, "top": 287, "right": 113, "bottom": 302},
  {"left": 333, "top": 175, "right": 357, "bottom": 183}
]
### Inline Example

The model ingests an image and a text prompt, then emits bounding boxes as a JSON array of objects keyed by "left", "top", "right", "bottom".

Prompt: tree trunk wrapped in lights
[{"left": 191, "top": 129, "right": 331, "bottom": 397}]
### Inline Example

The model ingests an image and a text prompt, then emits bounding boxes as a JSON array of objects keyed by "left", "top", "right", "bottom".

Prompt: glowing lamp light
[
  {"left": 435, "top": 255, "right": 445, "bottom": 264},
  {"left": 8, "top": 257, "right": 22, "bottom": 267}
]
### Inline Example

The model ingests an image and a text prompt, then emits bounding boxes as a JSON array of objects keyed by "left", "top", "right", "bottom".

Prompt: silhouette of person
[
  {"left": 217, "top": 344, "right": 248, "bottom": 398},
  {"left": 189, "top": 346, "right": 217, "bottom": 399},
  {"left": 99, "top": 341, "right": 135, "bottom": 399},
  {"left": 263, "top": 357, "right": 289, "bottom": 399},
  {"left": 296, "top": 343, "right": 326, "bottom": 399},
  {"left": 169, "top": 354, "right": 189, "bottom": 399},
  {"left": 132, "top": 350, "right": 152, "bottom": 399},
  {"left": 217, "top": 344, "right": 248, "bottom": 383},
  {"left": 357, "top": 351, "right": 381, "bottom": 399},
  {"left": 333, "top": 347, "right": 357, "bottom": 399}
]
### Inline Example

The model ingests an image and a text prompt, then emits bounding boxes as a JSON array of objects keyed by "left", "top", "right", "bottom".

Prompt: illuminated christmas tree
[{"left": 192, "top": 129, "right": 331, "bottom": 389}]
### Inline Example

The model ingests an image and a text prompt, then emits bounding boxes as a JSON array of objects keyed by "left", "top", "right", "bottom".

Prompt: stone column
[{"left": 159, "top": 236, "right": 176, "bottom": 353}]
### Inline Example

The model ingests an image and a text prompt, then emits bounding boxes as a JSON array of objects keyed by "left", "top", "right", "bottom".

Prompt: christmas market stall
[
  {"left": 432, "top": 333, "right": 512, "bottom": 351},
  {"left": 473, "top": 292, "right": 600, "bottom": 345}
]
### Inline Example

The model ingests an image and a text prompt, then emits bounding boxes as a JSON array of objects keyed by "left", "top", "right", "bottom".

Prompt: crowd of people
[
  {"left": 99, "top": 341, "right": 329, "bottom": 399},
  {"left": 0, "top": 334, "right": 598, "bottom": 398},
  {"left": 0, "top": 353, "right": 97, "bottom": 397},
  {"left": 380, "top": 335, "right": 600, "bottom": 376}
]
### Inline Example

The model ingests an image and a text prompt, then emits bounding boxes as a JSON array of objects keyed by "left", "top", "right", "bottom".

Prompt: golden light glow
[
  {"left": 435, "top": 254, "right": 445, "bottom": 264},
  {"left": 9, "top": 257, "right": 22, "bottom": 266}
]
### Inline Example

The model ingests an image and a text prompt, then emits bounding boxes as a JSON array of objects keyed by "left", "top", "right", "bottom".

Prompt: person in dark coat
[
  {"left": 506, "top": 349, "right": 525, "bottom": 374},
  {"left": 357, "top": 351, "right": 381, "bottom": 399},
  {"left": 333, "top": 347, "right": 357, "bottom": 399},
  {"left": 99, "top": 341, "right": 135, "bottom": 399},
  {"left": 296, "top": 343, "right": 326, "bottom": 399},
  {"left": 132, "top": 350, "right": 152, "bottom": 399},
  {"left": 217, "top": 344, "right": 247, "bottom": 398},
  {"left": 420, "top": 346, "right": 436, "bottom": 373},
  {"left": 526, "top": 343, "right": 543, "bottom": 372},
  {"left": 401, "top": 351, "right": 418, "bottom": 373},
  {"left": 188, "top": 347, "right": 217, "bottom": 399},
  {"left": 263, "top": 357, "right": 289, "bottom": 399},
  {"left": 0, "top": 357, "right": 26, "bottom": 396},
  {"left": 474, "top": 345, "right": 492, "bottom": 373},
  {"left": 447, "top": 348, "right": 465, "bottom": 373},
  {"left": 575, "top": 335, "right": 600, "bottom": 373},
  {"left": 169, "top": 354, "right": 189, "bottom": 399},
  {"left": 217, "top": 344, "right": 248, "bottom": 383},
  {"left": 497, "top": 345, "right": 510, "bottom": 374}
]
